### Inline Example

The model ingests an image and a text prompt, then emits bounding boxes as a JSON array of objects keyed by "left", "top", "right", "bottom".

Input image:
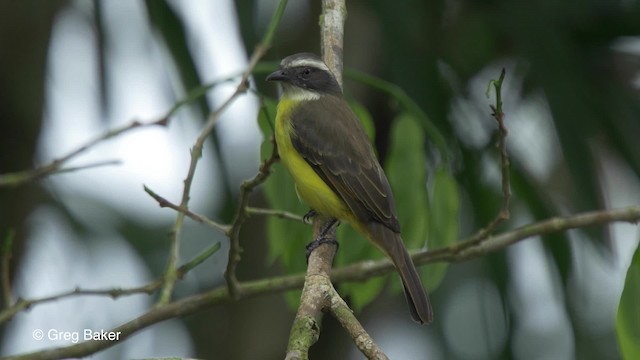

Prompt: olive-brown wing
[{"left": 289, "top": 95, "right": 400, "bottom": 232}]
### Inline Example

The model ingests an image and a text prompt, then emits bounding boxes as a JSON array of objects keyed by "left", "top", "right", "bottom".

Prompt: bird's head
[{"left": 266, "top": 53, "right": 342, "bottom": 100}]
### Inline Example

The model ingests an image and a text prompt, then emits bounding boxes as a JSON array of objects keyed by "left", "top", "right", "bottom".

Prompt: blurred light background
[{"left": 1, "top": 0, "right": 639, "bottom": 359}]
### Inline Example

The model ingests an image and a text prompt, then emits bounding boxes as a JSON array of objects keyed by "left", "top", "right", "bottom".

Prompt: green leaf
[
  {"left": 616, "top": 241, "right": 640, "bottom": 359},
  {"left": 263, "top": 162, "right": 310, "bottom": 268},
  {"left": 388, "top": 113, "right": 431, "bottom": 294},
  {"left": 343, "top": 276, "right": 387, "bottom": 312},
  {"left": 423, "top": 167, "right": 459, "bottom": 291},
  {"left": 386, "top": 113, "right": 430, "bottom": 249},
  {"left": 335, "top": 225, "right": 385, "bottom": 309},
  {"left": 331, "top": 112, "right": 431, "bottom": 307},
  {"left": 284, "top": 289, "right": 303, "bottom": 310}
]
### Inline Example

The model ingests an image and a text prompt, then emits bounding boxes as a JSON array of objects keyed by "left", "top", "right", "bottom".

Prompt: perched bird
[{"left": 267, "top": 53, "right": 433, "bottom": 324}]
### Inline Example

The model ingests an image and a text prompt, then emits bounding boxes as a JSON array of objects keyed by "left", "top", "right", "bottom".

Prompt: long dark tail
[{"left": 367, "top": 222, "right": 433, "bottom": 324}]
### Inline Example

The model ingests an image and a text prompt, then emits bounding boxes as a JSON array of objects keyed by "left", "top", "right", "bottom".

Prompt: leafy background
[{"left": 1, "top": 0, "right": 639, "bottom": 359}]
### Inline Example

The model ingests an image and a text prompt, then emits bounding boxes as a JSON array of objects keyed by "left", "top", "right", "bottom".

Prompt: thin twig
[
  {"left": 0, "top": 59, "right": 275, "bottom": 189},
  {"left": 10, "top": 206, "right": 639, "bottom": 360},
  {"left": 143, "top": 185, "right": 231, "bottom": 234},
  {"left": 0, "top": 242, "right": 221, "bottom": 325},
  {"left": 177, "top": 242, "right": 222, "bottom": 276},
  {"left": 158, "top": 81, "right": 247, "bottom": 304},
  {"left": 246, "top": 207, "right": 305, "bottom": 223},
  {"left": 226, "top": 142, "right": 280, "bottom": 298},
  {"left": 329, "top": 295, "right": 389, "bottom": 360},
  {"left": 0, "top": 282, "right": 161, "bottom": 325},
  {"left": 156, "top": 12, "right": 291, "bottom": 302},
  {"left": 468, "top": 68, "right": 510, "bottom": 244},
  {"left": 0, "top": 119, "right": 167, "bottom": 188},
  {"left": 37, "top": 159, "right": 121, "bottom": 176},
  {"left": 223, "top": 0, "right": 289, "bottom": 299}
]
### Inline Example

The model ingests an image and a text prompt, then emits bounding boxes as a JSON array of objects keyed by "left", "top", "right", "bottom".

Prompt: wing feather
[{"left": 289, "top": 95, "right": 400, "bottom": 232}]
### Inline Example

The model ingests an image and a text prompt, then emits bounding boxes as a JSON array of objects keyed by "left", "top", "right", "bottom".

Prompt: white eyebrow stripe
[{"left": 286, "top": 58, "right": 330, "bottom": 72}]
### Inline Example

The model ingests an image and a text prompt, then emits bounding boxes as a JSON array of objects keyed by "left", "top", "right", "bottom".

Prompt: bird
[{"left": 266, "top": 52, "right": 433, "bottom": 324}]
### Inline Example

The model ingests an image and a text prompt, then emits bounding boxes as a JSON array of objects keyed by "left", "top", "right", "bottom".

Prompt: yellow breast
[{"left": 274, "top": 98, "right": 352, "bottom": 220}]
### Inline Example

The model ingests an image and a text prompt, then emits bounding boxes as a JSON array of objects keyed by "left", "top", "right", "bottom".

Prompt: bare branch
[
  {"left": 0, "top": 119, "right": 166, "bottom": 188},
  {"left": 246, "top": 207, "right": 305, "bottom": 223},
  {"left": 143, "top": 185, "right": 230, "bottom": 234},
  {"left": 468, "top": 68, "right": 510, "bottom": 244},
  {"left": 225, "top": 142, "right": 279, "bottom": 298},
  {"left": 329, "top": 296, "right": 389, "bottom": 360},
  {"left": 223, "top": 0, "right": 290, "bottom": 299},
  {"left": 158, "top": 0, "right": 290, "bottom": 303},
  {"left": 10, "top": 206, "right": 638, "bottom": 360},
  {"left": 286, "top": 221, "right": 338, "bottom": 359},
  {"left": 157, "top": 78, "right": 245, "bottom": 304},
  {"left": 0, "top": 282, "right": 160, "bottom": 325},
  {"left": 320, "top": 0, "right": 347, "bottom": 89},
  {"left": 0, "top": 240, "right": 221, "bottom": 326},
  {"left": 285, "top": 1, "right": 380, "bottom": 358}
]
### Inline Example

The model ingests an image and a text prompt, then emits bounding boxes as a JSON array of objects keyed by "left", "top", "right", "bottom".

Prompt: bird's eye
[{"left": 303, "top": 68, "right": 312, "bottom": 75}]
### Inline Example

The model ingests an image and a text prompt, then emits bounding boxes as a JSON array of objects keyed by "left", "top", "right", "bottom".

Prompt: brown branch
[
  {"left": 283, "top": 0, "right": 348, "bottom": 356},
  {"left": 0, "top": 242, "right": 221, "bottom": 326},
  {"left": 320, "top": 0, "right": 347, "bottom": 89},
  {"left": 0, "top": 119, "right": 167, "bottom": 188},
  {"left": 0, "top": 282, "right": 160, "bottom": 325},
  {"left": 245, "top": 207, "right": 305, "bottom": 223},
  {"left": 157, "top": 0, "right": 290, "bottom": 302},
  {"left": 285, "top": 220, "right": 388, "bottom": 360},
  {"left": 329, "top": 296, "right": 389, "bottom": 360},
  {"left": 222, "top": 0, "right": 290, "bottom": 299},
  {"left": 9, "top": 206, "right": 638, "bottom": 360},
  {"left": 158, "top": 72, "right": 252, "bottom": 304},
  {"left": 468, "top": 68, "right": 510, "bottom": 244},
  {"left": 143, "top": 185, "right": 231, "bottom": 234},
  {"left": 225, "top": 143, "right": 279, "bottom": 298},
  {"left": 284, "top": 1, "right": 388, "bottom": 359},
  {"left": 285, "top": 220, "right": 338, "bottom": 359}
]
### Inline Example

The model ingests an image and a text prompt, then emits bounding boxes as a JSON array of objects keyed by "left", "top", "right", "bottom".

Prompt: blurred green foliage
[
  {"left": 617, "top": 243, "right": 640, "bottom": 359},
  {"left": 3, "top": 0, "right": 640, "bottom": 359}
]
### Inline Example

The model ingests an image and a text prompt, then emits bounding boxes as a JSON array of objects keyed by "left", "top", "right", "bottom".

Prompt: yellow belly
[{"left": 275, "top": 98, "right": 352, "bottom": 220}]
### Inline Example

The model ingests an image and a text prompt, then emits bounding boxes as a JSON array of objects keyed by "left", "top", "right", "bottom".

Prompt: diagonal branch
[
  {"left": 0, "top": 119, "right": 167, "bottom": 188},
  {"left": 143, "top": 185, "right": 231, "bottom": 233},
  {"left": 158, "top": 0, "right": 290, "bottom": 304}
]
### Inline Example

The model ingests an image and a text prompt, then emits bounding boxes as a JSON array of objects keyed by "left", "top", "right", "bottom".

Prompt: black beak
[{"left": 266, "top": 69, "right": 287, "bottom": 82}]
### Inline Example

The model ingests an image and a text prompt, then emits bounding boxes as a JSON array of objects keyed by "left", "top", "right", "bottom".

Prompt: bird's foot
[
  {"left": 302, "top": 209, "right": 317, "bottom": 224},
  {"left": 305, "top": 235, "right": 339, "bottom": 262},
  {"left": 305, "top": 217, "right": 340, "bottom": 262},
  {"left": 319, "top": 217, "right": 340, "bottom": 236}
]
